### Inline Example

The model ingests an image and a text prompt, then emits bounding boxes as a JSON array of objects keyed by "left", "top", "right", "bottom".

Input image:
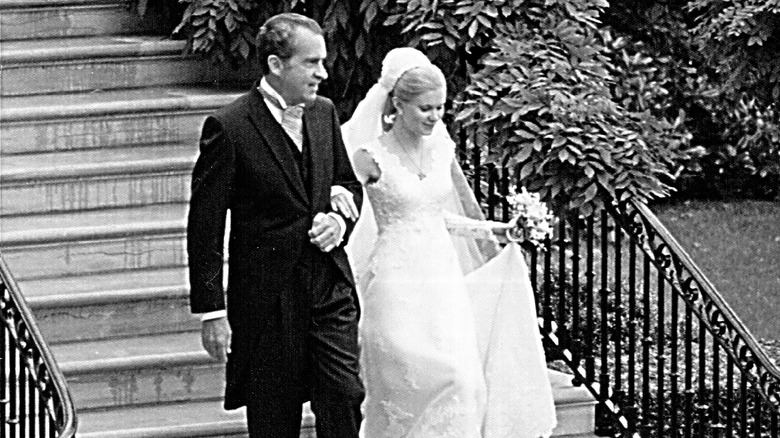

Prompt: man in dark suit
[{"left": 186, "top": 13, "right": 364, "bottom": 438}]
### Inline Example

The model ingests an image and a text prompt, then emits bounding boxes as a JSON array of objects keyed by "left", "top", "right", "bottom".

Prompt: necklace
[{"left": 391, "top": 130, "right": 427, "bottom": 180}]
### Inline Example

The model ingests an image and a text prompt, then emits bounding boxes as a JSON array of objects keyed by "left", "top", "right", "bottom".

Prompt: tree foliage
[
  {"left": 599, "top": 0, "right": 780, "bottom": 199},
  {"left": 689, "top": 0, "right": 780, "bottom": 101},
  {"left": 684, "top": 0, "right": 780, "bottom": 197}
]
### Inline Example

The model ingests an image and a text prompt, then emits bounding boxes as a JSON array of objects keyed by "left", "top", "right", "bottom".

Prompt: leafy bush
[
  {"left": 171, "top": 0, "right": 399, "bottom": 119},
  {"left": 165, "top": 0, "right": 779, "bottom": 201},
  {"left": 173, "top": 0, "right": 258, "bottom": 62},
  {"left": 601, "top": 0, "right": 780, "bottom": 200},
  {"left": 689, "top": 0, "right": 780, "bottom": 102},
  {"left": 684, "top": 1, "right": 780, "bottom": 198},
  {"left": 704, "top": 98, "right": 780, "bottom": 198},
  {"left": 391, "top": 0, "right": 687, "bottom": 214}
]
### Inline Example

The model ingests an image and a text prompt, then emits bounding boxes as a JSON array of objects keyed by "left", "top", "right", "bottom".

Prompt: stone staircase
[{"left": 0, "top": 2, "right": 600, "bottom": 437}]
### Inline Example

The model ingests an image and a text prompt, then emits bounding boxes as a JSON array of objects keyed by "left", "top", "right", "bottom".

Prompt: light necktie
[
  {"left": 281, "top": 104, "right": 304, "bottom": 150},
  {"left": 259, "top": 87, "right": 305, "bottom": 150}
]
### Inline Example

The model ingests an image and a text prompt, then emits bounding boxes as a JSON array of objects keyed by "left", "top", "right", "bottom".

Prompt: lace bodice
[{"left": 360, "top": 138, "right": 455, "bottom": 235}]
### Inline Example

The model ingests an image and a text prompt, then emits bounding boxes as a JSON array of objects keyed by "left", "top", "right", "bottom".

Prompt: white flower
[{"left": 506, "top": 187, "right": 553, "bottom": 247}]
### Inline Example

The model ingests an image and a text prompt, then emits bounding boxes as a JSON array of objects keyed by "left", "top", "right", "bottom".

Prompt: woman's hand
[{"left": 331, "top": 192, "right": 359, "bottom": 221}]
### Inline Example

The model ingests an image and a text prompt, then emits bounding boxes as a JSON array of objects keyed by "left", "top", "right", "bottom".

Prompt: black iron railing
[
  {"left": 1, "top": 254, "right": 77, "bottom": 438},
  {"left": 469, "top": 157, "right": 780, "bottom": 436}
]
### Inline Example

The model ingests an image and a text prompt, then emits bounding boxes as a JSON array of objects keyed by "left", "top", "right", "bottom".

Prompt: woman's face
[{"left": 394, "top": 87, "right": 446, "bottom": 136}]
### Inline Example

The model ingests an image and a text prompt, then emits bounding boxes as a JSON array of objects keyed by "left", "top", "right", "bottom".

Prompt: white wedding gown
[{"left": 354, "top": 139, "right": 556, "bottom": 438}]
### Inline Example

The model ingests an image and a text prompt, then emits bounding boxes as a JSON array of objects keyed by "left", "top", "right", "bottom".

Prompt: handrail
[
  {"left": 481, "top": 160, "right": 780, "bottom": 435},
  {"left": 0, "top": 253, "right": 77, "bottom": 438},
  {"left": 522, "top": 194, "right": 780, "bottom": 436},
  {"left": 614, "top": 198, "right": 780, "bottom": 406}
]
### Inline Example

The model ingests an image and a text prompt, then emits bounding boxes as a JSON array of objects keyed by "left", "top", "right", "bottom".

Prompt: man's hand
[
  {"left": 330, "top": 192, "right": 359, "bottom": 221},
  {"left": 308, "top": 212, "right": 341, "bottom": 252},
  {"left": 202, "top": 317, "right": 231, "bottom": 362}
]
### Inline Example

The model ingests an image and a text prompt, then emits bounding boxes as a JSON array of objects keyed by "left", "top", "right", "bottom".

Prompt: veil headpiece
[{"left": 342, "top": 47, "right": 437, "bottom": 151}]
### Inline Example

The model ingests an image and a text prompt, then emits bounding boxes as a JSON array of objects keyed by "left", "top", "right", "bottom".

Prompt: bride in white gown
[{"left": 340, "top": 47, "right": 556, "bottom": 438}]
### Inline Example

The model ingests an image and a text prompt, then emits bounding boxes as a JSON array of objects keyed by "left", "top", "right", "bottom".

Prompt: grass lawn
[{"left": 651, "top": 199, "right": 779, "bottom": 361}]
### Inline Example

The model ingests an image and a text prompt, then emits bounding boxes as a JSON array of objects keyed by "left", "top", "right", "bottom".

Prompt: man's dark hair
[{"left": 256, "top": 13, "right": 323, "bottom": 75}]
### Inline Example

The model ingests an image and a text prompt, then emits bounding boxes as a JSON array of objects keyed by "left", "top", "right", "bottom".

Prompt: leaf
[
  {"left": 584, "top": 183, "right": 598, "bottom": 201},
  {"left": 520, "top": 121, "right": 539, "bottom": 133},
  {"left": 364, "top": 2, "right": 378, "bottom": 29},
  {"left": 194, "top": 26, "right": 210, "bottom": 38},
  {"left": 515, "top": 129, "right": 537, "bottom": 140},
  {"left": 355, "top": 34, "right": 366, "bottom": 57},
  {"left": 224, "top": 13, "right": 236, "bottom": 31},
  {"left": 520, "top": 162, "right": 535, "bottom": 180},
  {"left": 597, "top": 172, "right": 609, "bottom": 187},
  {"left": 444, "top": 35, "right": 457, "bottom": 50},
  {"left": 584, "top": 166, "right": 595, "bottom": 179},
  {"left": 468, "top": 19, "right": 479, "bottom": 38},
  {"left": 455, "top": 5, "right": 476, "bottom": 15},
  {"left": 237, "top": 37, "right": 250, "bottom": 59},
  {"left": 516, "top": 144, "right": 534, "bottom": 162},
  {"left": 420, "top": 22, "right": 445, "bottom": 30}
]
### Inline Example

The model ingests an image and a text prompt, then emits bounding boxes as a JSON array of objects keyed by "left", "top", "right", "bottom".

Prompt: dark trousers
[{"left": 246, "top": 250, "right": 364, "bottom": 438}]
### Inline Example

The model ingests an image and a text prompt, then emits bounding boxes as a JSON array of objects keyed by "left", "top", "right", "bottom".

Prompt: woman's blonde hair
[{"left": 382, "top": 63, "right": 446, "bottom": 129}]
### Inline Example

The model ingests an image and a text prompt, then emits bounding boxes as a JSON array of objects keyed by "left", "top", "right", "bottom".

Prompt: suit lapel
[{"left": 247, "top": 87, "right": 309, "bottom": 205}]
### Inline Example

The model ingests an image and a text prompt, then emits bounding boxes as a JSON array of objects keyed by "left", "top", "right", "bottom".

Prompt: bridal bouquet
[{"left": 506, "top": 187, "right": 553, "bottom": 247}]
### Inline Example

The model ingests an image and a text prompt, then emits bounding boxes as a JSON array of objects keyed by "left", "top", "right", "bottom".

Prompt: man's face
[{"left": 273, "top": 27, "right": 328, "bottom": 106}]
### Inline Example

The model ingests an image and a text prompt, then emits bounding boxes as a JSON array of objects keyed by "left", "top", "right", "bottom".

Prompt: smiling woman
[
  {"left": 353, "top": 63, "right": 447, "bottom": 183},
  {"left": 341, "top": 47, "right": 557, "bottom": 438}
]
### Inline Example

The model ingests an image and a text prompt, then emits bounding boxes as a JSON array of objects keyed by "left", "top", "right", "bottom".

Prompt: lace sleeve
[{"left": 443, "top": 210, "right": 511, "bottom": 239}]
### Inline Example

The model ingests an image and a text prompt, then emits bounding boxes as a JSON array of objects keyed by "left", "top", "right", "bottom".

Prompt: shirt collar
[{"left": 259, "top": 77, "right": 289, "bottom": 109}]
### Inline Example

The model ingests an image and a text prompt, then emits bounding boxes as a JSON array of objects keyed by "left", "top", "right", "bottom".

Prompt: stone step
[
  {"left": 548, "top": 370, "right": 598, "bottom": 437},
  {"left": 26, "top": 267, "right": 199, "bottom": 344},
  {"left": 78, "top": 410, "right": 599, "bottom": 438},
  {"left": 0, "top": 203, "right": 188, "bottom": 280},
  {"left": 0, "top": 144, "right": 196, "bottom": 215},
  {"left": 0, "top": 85, "right": 242, "bottom": 155},
  {"left": 0, "top": 201, "right": 187, "bottom": 234},
  {"left": 77, "top": 401, "right": 249, "bottom": 438},
  {"left": 0, "top": 0, "right": 151, "bottom": 41},
  {"left": 77, "top": 400, "right": 250, "bottom": 438},
  {"left": 62, "top": 331, "right": 593, "bottom": 436},
  {"left": 53, "top": 331, "right": 222, "bottom": 411},
  {"left": 20, "top": 263, "right": 188, "bottom": 298},
  {"left": 0, "top": 35, "right": 259, "bottom": 96}
]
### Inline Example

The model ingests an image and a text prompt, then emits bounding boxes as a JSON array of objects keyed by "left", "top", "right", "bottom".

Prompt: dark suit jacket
[{"left": 186, "top": 85, "right": 363, "bottom": 409}]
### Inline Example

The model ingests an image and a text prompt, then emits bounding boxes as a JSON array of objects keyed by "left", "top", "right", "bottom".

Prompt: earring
[{"left": 383, "top": 113, "right": 396, "bottom": 125}]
